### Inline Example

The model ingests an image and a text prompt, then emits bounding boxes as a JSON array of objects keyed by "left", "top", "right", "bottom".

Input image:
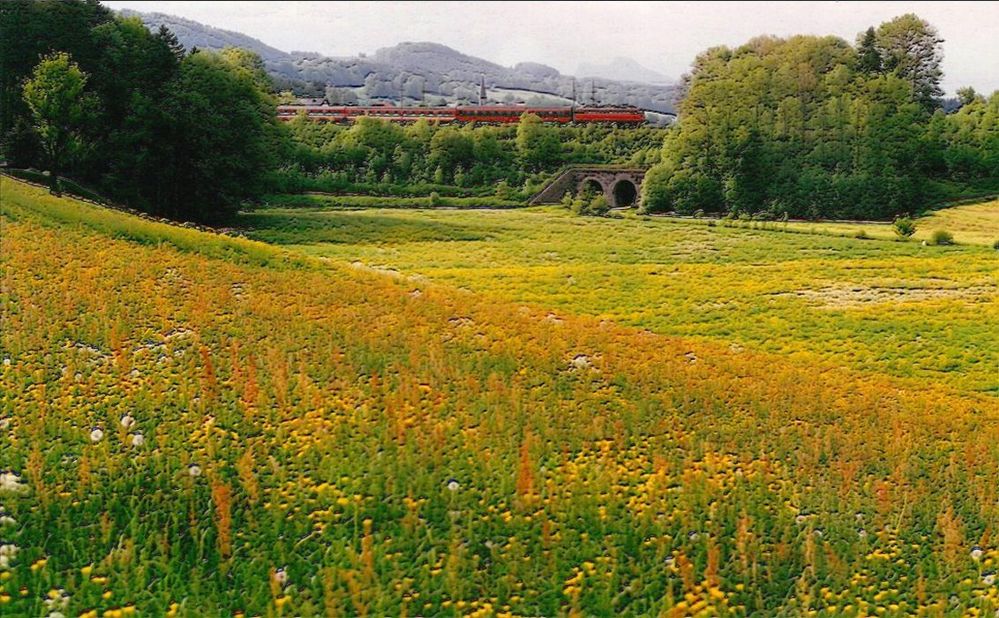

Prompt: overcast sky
[{"left": 104, "top": 1, "right": 999, "bottom": 95}]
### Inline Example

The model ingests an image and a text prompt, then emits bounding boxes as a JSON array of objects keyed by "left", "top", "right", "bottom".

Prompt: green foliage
[
  {"left": 893, "top": 216, "right": 917, "bottom": 237},
  {"left": 261, "top": 192, "right": 521, "bottom": 210},
  {"left": 2, "top": 1, "right": 278, "bottom": 223},
  {"left": 516, "top": 113, "right": 560, "bottom": 171},
  {"left": 159, "top": 51, "right": 277, "bottom": 221},
  {"left": 279, "top": 116, "right": 665, "bottom": 199},
  {"left": 856, "top": 27, "right": 881, "bottom": 74},
  {"left": 874, "top": 14, "right": 944, "bottom": 110},
  {"left": 930, "top": 229, "right": 954, "bottom": 245},
  {"left": 21, "top": 52, "right": 96, "bottom": 192},
  {"left": 642, "top": 16, "right": 995, "bottom": 221},
  {"left": 586, "top": 194, "right": 609, "bottom": 216}
]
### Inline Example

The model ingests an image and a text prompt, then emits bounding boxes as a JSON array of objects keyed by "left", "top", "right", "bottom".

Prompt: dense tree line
[
  {"left": 275, "top": 114, "right": 664, "bottom": 198},
  {"left": 4, "top": 4, "right": 993, "bottom": 223},
  {"left": 642, "top": 15, "right": 997, "bottom": 219},
  {"left": 1, "top": 0, "right": 278, "bottom": 222}
]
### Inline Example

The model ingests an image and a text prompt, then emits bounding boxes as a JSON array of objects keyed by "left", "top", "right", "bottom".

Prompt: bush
[
  {"left": 854, "top": 229, "right": 869, "bottom": 239},
  {"left": 930, "top": 229, "right": 954, "bottom": 245},
  {"left": 587, "top": 194, "right": 610, "bottom": 216},
  {"left": 428, "top": 191, "right": 442, "bottom": 207},
  {"left": 993, "top": 239, "right": 999, "bottom": 250},
  {"left": 893, "top": 216, "right": 917, "bottom": 238}
]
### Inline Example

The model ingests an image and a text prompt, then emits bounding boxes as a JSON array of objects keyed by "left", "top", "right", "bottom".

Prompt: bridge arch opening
[
  {"left": 612, "top": 179, "right": 638, "bottom": 208},
  {"left": 579, "top": 178, "right": 605, "bottom": 199}
]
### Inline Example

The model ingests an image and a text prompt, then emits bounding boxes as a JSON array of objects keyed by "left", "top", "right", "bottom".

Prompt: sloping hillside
[{"left": 1, "top": 176, "right": 997, "bottom": 615}]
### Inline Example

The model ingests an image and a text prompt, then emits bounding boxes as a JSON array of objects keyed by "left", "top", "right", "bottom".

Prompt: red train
[{"left": 276, "top": 104, "right": 646, "bottom": 126}]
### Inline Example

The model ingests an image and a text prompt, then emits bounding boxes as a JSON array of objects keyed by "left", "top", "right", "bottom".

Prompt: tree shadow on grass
[{"left": 233, "top": 210, "right": 492, "bottom": 246}]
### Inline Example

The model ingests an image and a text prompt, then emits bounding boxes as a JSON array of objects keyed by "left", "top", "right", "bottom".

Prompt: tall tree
[
  {"left": 22, "top": 52, "right": 96, "bottom": 193},
  {"left": 155, "top": 24, "right": 185, "bottom": 61},
  {"left": 956, "top": 86, "right": 980, "bottom": 108},
  {"left": 159, "top": 50, "right": 277, "bottom": 221},
  {"left": 856, "top": 27, "right": 882, "bottom": 74},
  {"left": 875, "top": 14, "right": 944, "bottom": 110},
  {"left": 516, "top": 113, "right": 560, "bottom": 172}
]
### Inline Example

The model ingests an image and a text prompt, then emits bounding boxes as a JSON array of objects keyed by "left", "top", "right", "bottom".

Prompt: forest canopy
[{"left": 640, "top": 15, "right": 998, "bottom": 219}]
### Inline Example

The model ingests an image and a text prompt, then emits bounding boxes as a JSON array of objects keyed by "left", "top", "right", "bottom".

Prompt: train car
[
  {"left": 277, "top": 103, "right": 648, "bottom": 126},
  {"left": 572, "top": 105, "right": 646, "bottom": 126},
  {"left": 454, "top": 105, "right": 573, "bottom": 124},
  {"left": 276, "top": 104, "right": 458, "bottom": 123}
]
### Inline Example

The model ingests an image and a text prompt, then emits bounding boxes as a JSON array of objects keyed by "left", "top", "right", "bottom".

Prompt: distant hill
[
  {"left": 577, "top": 57, "right": 673, "bottom": 85},
  {"left": 122, "top": 11, "right": 292, "bottom": 63},
  {"left": 125, "top": 11, "right": 679, "bottom": 113}
]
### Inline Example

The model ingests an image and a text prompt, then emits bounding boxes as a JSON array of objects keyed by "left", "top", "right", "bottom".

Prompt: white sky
[{"left": 104, "top": 1, "right": 999, "bottom": 95}]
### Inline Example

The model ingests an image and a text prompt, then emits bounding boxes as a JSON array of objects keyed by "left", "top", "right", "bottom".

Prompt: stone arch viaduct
[{"left": 529, "top": 166, "right": 647, "bottom": 208}]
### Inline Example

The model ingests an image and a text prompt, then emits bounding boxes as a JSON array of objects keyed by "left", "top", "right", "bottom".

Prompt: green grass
[
  {"left": 238, "top": 202, "right": 999, "bottom": 394},
  {"left": 262, "top": 192, "right": 523, "bottom": 210},
  {"left": 1, "top": 176, "right": 298, "bottom": 268},
  {"left": 700, "top": 199, "right": 999, "bottom": 246}
]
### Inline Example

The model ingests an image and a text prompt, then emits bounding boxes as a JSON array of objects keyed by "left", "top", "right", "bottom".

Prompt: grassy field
[
  {"left": 753, "top": 199, "right": 999, "bottom": 247},
  {"left": 2, "top": 176, "right": 998, "bottom": 616},
  {"left": 238, "top": 203, "right": 998, "bottom": 395}
]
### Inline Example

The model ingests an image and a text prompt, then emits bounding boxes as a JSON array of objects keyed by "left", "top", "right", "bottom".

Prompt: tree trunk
[{"left": 49, "top": 166, "right": 61, "bottom": 196}]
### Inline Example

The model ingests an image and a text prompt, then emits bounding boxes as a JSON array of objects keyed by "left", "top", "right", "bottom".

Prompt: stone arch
[
  {"left": 611, "top": 178, "right": 638, "bottom": 208},
  {"left": 578, "top": 177, "right": 605, "bottom": 199}
]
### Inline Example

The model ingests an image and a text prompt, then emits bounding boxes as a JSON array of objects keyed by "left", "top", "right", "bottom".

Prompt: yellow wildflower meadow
[{"left": 1, "top": 177, "right": 997, "bottom": 616}]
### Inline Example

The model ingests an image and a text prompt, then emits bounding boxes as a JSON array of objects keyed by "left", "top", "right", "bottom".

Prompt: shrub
[
  {"left": 893, "top": 216, "right": 917, "bottom": 238},
  {"left": 993, "top": 239, "right": 999, "bottom": 250},
  {"left": 854, "top": 229, "right": 869, "bottom": 239},
  {"left": 587, "top": 194, "right": 610, "bottom": 216},
  {"left": 428, "top": 191, "right": 442, "bottom": 207},
  {"left": 930, "top": 229, "right": 954, "bottom": 245}
]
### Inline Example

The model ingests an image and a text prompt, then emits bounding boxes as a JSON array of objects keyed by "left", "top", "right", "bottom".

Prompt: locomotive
[{"left": 276, "top": 103, "right": 647, "bottom": 126}]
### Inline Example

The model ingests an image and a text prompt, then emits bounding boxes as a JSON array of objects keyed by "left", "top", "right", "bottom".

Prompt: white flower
[
  {"left": 273, "top": 567, "right": 288, "bottom": 585},
  {"left": 858, "top": 529, "right": 867, "bottom": 539},
  {"left": 0, "top": 515, "right": 15, "bottom": 527},
  {"left": 0, "top": 418, "right": 10, "bottom": 430},
  {"left": 89, "top": 427, "right": 104, "bottom": 443},
  {"left": 120, "top": 414, "right": 135, "bottom": 429},
  {"left": 983, "top": 572, "right": 996, "bottom": 586},
  {"left": 188, "top": 464, "right": 202, "bottom": 477},
  {"left": 795, "top": 514, "right": 808, "bottom": 524},
  {"left": 446, "top": 479, "right": 460, "bottom": 492},
  {"left": 0, "top": 471, "right": 27, "bottom": 494},
  {"left": 44, "top": 589, "right": 70, "bottom": 610},
  {"left": 0, "top": 543, "right": 18, "bottom": 568},
  {"left": 972, "top": 546, "right": 984, "bottom": 561},
  {"left": 1, "top": 358, "right": 9, "bottom": 367},
  {"left": 131, "top": 433, "right": 144, "bottom": 447}
]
